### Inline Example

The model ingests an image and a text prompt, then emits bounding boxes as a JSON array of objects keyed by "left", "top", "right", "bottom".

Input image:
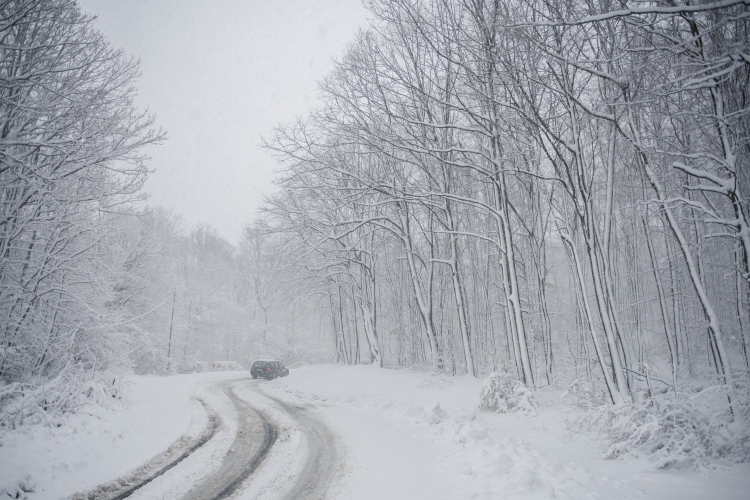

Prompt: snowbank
[{"left": 266, "top": 364, "right": 750, "bottom": 500}]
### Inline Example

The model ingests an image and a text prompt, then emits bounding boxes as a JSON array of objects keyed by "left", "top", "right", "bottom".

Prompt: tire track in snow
[
  {"left": 71, "top": 378, "right": 340, "bottom": 500},
  {"left": 181, "top": 380, "right": 277, "bottom": 500},
  {"left": 272, "top": 396, "right": 339, "bottom": 500},
  {"left": 219, "top": 381, "right": 343, "bottom": 500},
  {"left": 70, "top": 399, "right": 220, "bottom": 500}
]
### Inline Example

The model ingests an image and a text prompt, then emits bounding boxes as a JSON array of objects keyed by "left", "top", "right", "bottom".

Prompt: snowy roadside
[
  {"left": 264, "top": 364, "right": 750, "bottom": 500},
  {"left": 2, "top": 366, "right": 748, "bottom": 500},
  {"left": 0, "top": 371, "right": 246, "bottom": 500}
]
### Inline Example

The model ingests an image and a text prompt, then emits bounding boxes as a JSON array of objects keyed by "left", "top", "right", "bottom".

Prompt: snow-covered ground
[
  {"left": 0, "top": 371, "right": 241, "bottom": 499},
  {"left": 266, "top": 365, "right": 750, "bottom": 500},
  {"left": 1, "top": 365, "right": 749, "bottom": 499}
]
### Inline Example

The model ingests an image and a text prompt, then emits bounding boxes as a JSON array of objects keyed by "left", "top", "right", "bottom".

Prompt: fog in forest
[{"left": 1, "top": 0, "right": 750, "bottom": 491}]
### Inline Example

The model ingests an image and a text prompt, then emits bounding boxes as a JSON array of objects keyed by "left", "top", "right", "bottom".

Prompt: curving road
[
  {"left": 72, "top": 377, "right": 341, "bottom": 500},
  {"left": 182, "top": 379, "right": 278, "bottom": 500},
  {"left": 269, "top": 392, "right": 340, "bottom": 500}
]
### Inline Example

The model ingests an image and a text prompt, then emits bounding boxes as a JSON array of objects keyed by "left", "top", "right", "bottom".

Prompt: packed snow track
[
  {"left": 181, "top": 380, "right": 278, "bottom": 500},
  {"left": 72, "top": 377, "right": 341, "bottom": 500},
  {"left": 272, "top": 396, "right": 339, "bottom": 500}
]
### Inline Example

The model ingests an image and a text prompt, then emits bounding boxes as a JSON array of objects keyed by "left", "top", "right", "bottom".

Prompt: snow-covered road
[
  {"left": 2, "top": 366, "right": 750, "bottom": 499},
  {"left": 265, "top": 392, "right": 340, "bottom": 499},
  {"left": 70, "top": 376, "right": 342, "bottom": 500},
  {"left": 179, "top": 379, "right": 278, "bottom": 500}
]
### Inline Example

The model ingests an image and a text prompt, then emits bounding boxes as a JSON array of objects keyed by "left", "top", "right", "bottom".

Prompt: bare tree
[{"left": 0, "top": 0, "right": 163, "bottom": 425}]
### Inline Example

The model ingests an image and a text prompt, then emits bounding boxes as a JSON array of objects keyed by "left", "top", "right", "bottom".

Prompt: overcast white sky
[{"left": 77, "top": 0, "right": 369, "bottom": 244}]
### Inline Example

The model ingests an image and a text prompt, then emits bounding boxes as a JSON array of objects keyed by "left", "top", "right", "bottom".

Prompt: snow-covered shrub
[
  {"left": 589, "top": 400, "right": 712, "bottom": 468},
  {"left": 574, "top": 381, "right": 750, "bottom": 469},
  {"left": 422, "top": 401, "right": 447, "bottom": 424},
  {"left": 0, "top": 366, "right": 125, "bottom": 429},
  {"left": 128, "top": 327, "right": 173, "bottom": 376},
  {"left": 562, "top": 379, "right": 607, "bottom": 408},
  {"left": 479, "top": 372, "right": 537, "bottom": 414}
]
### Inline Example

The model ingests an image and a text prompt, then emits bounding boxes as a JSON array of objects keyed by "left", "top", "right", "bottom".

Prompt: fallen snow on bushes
[
  {"left": 265, "top": 364, "right": 750, "bottom": 500},
  {"left": 479, "top": 371, "right": 538, "bottom": 415}
]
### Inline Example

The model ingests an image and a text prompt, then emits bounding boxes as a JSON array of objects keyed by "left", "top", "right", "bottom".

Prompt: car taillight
[{"left": 266, "top": 368, "right": 271, "bottom": 371}]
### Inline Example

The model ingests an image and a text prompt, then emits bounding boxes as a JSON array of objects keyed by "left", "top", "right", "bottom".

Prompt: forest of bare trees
[
  {"left": 262, "top": 0, "right": 750, "bottom": 414},
  {"left": 2, "top": 0, "right": 749, "bottom": 465},
  {"left": 0, "top": 0, "right": 324, "bottom": 427},
  {"left": 0, "top": 0, "right": 163, "bottom": 425},
  {"left": 107, "top": 212, "right": 328, "bottom": 377}
]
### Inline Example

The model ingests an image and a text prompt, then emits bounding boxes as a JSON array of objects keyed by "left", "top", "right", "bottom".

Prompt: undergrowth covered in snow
[
  {"left": 0, "top": 367, "right": 125, "bottom": 429},
  {"left": 561, "top": 378, "right": 609, "bottom": 408},
  {"left": 479, "top": 372, "right": 537, "bottom": 415},
  {"left": 570, "top": 377, "right": 750, "bottom": 470}
]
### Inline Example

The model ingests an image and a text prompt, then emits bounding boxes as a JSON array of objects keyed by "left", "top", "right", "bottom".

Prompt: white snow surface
[
  {"left": 264, "top": 364, "right": 750, "bottom": 500},
  {"left": 1, "top": 365, "right": 749, "bottom": 499},
  {"left": 0, "top": 371, "right": 241, "bottom": 499}
]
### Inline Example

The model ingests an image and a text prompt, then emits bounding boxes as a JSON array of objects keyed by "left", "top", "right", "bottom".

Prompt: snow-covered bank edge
[
  {"left": 0, "top": 371, "right": 246, "bottom": 500},
  {"left": 116, "top": 374, "right": 243, "bottom": 500},
  {"left": 69, "top": 398, "right": 218, "bottom": 500}
]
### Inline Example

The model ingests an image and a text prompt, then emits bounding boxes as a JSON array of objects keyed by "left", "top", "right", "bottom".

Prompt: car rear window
[{"left": 253, "top": 361, "right": 270, "bottom": 367}]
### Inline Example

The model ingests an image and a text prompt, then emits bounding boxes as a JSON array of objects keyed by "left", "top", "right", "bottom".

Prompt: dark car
[{"left": 251, "top": 360, "right": 289, "bottom": 379}]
